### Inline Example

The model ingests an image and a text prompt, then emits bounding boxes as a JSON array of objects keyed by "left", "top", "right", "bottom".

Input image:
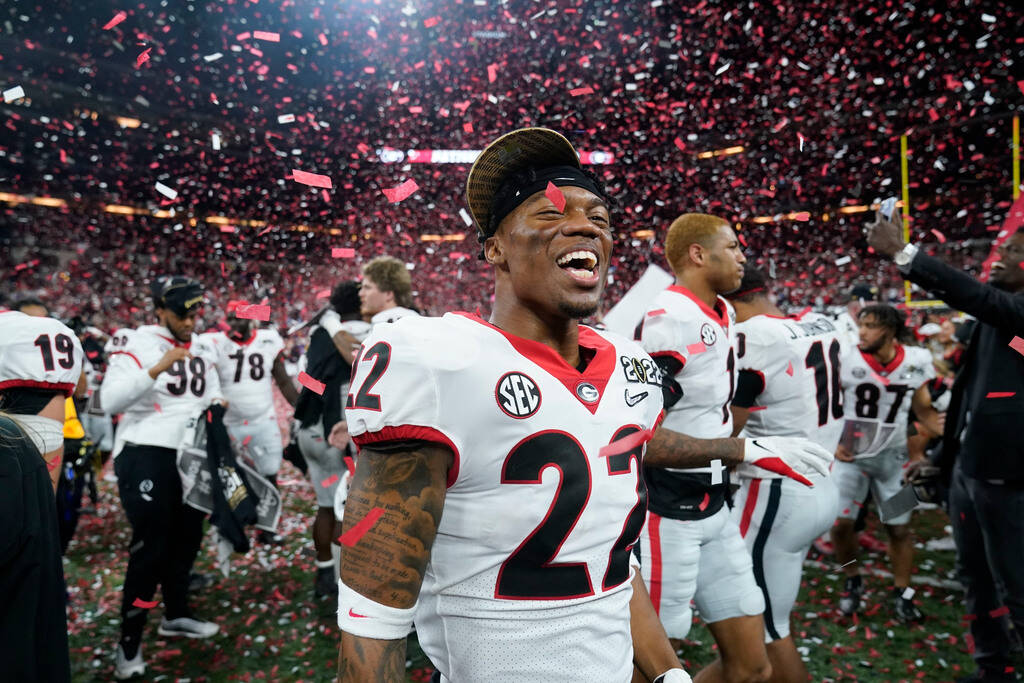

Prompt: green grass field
[{"left": 65, "top": 465, "right": 974, "bottom": 682}]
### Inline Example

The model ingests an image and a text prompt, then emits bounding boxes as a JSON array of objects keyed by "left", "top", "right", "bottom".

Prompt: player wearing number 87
[
  {"left": 338, "top": 128, "right": 689, "bottom": 682},
  {"left": 99, "top": 275, "right": 225, "bottom": 680},
  {"left": 830, "top": 304, "right": 941, "bottom": 622}
]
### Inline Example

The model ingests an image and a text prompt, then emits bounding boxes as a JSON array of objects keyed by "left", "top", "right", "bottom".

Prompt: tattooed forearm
[
  {"left": 644, "top": 427, "right": 745, "bottom": 469},
  {"left": 338, "top": 636, "right": 406, "bottom": 682}
]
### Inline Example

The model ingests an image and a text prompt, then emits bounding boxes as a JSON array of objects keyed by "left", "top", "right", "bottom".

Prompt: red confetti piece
[
  {"left": 153, "top": 403, "right": 162, "bottom": 413},
  {"left": 338, "top": 507, "right": 385, "bottom": 547},
  {"left": 47, "top": 456, "right": 60, "bottom": 471},
  {"left": 235, "top": 304, "right": 272, "bottom": 321},
  {"left": 331, "top": 247, "right": 356, "bottom": 258},
  {"left": 989, "top": 606, "right": 1010, "bottom": 618},
  {"left": 242, "top": 435, "right": 252, "bottom": 447},
  {"left": 253, "top": 31, "right": 280, "bottom": 42},
  {"left": 569, "top": 86, "right": 594, "bottom": 96},
  {"left": 423, "top": 17, "right": 441, "bottom": 28},
  {"left": 316, "top": 289, "right": 331, "bottom": 299},
  {"left": 291, "top": 169, "right": 333, "bottom": 189},
  {"left": 646, "top": 308, "right": 666, "bottom": 317},
  {"left": 102, "top": 11, "right": 127, "bottom": 30},
  {"left": 1018, "top": 80, "right": 1024, "bottom": 97},
  {"left": 673, "top": 137, "right": 687, "bottom": 152},
  {"left": 597, "top": 427, "right": 655, "bottom": 459},
  {"left": 382, "top": 178, "right": 420, "bottom": 203},
  {"left": 986, "top": 391, "right": 1016, "bottom": 398},
  {"left": 698, "top": 492, "right": 710, "bottom": 511},
  {"left": 132, "top": 598, "right": 159, "bottom": 609},
  {"left": 344, "top": 456, "right": 356, "bottom": 474},
  {"left": 785, "top": 362, "right": 794, "bottom": 377},
  {"left": 544, "top": 182, "right": 566, "bottom": 212},
  {"left": 487, "top": 63, "right": 498, "bottom": 83},
  {"left": 135, "top": 48, "right": 152, "bottom": 68},
  {"left": 747, "top": 406, "right": 767, "bottom": 412},
  {"left": 930, "top": 229, "right": 947, "bottom": 243},
  {"left": 686, "top": 341, "right": 707, "bottom": 355},
  {"left": 1009, "top": 337, "right": 1024, "bottom": 356},
  {"left": 297, "top": 372, "right": 325, "bottom": 395},
  {"left": 321, "top": 474, "right": 339, "bottom": 488}
]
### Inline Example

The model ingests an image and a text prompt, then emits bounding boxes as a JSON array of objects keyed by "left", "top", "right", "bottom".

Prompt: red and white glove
[{"left": 741, "top": 436, "right": 833, "bottom": 486}]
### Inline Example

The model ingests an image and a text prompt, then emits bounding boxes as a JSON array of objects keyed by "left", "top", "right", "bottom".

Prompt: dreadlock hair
[
  {"left": 858, "top": 304, "right": 908, "bottom": 341},
  {"left": 727, "top": 266, "right": 769, "bottom": 303},
  {"left": 329, "top": 280, "right": 361, "bottom": 319}
]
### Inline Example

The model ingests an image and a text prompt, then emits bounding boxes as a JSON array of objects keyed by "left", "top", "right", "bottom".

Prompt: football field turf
[{"left": 66, "top": 465, "right": 974, "bottom": 682}]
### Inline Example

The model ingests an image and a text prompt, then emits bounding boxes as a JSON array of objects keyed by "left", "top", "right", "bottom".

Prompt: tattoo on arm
[
  {"left": 644, "top": 427, "right": 745, "bottom": 469},
  {"left": 338, "top": 443, "right": 451, "bottom": 681}
]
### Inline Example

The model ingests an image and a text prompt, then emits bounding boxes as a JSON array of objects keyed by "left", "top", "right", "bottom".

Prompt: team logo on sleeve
[
  {"left": 496, "top": 372, "right": 542, "bottom": 418},
  {"left": 700, "top": 323, "right": 717, "bottom": 346}
]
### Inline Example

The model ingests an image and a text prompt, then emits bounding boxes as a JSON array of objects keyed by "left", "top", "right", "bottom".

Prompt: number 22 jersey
[{"left": 344, "top": 312, "right": 665, "bottom": 683}]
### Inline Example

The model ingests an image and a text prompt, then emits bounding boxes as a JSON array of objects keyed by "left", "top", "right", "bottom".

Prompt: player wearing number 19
[
  {"left": 99, "top": 276, "right": 226, "bottom": 680},
  {"left": 338, "top": 128, "right": 691, "bottom": 682}
]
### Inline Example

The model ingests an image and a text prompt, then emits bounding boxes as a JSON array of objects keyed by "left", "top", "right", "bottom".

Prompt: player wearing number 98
[
  {"left": 830, "top": 304, "right": 942, "bottom": 623},
  {"left": 99, "top": 275, "right": 225, "bottom": 680},
  {"left": 337, "top": 128, "right": 691, "bottom": 682}
]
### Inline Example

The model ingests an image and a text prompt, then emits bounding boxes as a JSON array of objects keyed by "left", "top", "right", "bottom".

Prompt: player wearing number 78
[
  {"left": 337, "top": 129, "right": 831, "bottom": 682},
  {"left": 99, "top": 275, "right": 226, "bottom": 680}
]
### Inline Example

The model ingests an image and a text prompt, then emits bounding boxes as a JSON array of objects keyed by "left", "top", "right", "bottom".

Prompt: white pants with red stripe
[
  {"left": 637, "top": 506, "right": 765, "bottom": 640},
  {"left": 833, "top": 448, "right": 911, "bottom": 525},
  {"left": 731, "top": 474, "right": 839, "bottom": 642}
]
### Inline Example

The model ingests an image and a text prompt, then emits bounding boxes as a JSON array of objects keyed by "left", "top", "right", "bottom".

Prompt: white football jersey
[
  {"left": 204, "top": 328, "right": 285, "bottom": 422},
  {"left": 0, "top": 310, "right": 84, "bottom": 396},
  {"left": 370, "top": 306, "right": 419, "bottom": 326},
  {"left": 101, "top": 324, "right": 223, "bottom": 456},
  {"left": 344, "top": 313, "right": 664, "bottom": 683},
  {"left": 733, "top": 312, "right": 851, "bottom": 478},
  {"left": 638, "top": 285, "right": 736, "bottom": 472},
  {"left": 839, "top": 344, "right": 935, "bottom": 458},
  {"left": 104, "top": 327, "right": 135, "bottom": 355}
]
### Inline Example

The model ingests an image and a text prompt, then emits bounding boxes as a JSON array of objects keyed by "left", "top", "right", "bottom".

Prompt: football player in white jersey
[
  {"left": 725, "top": 267, "right": 848, "bottom": 683},
  {"left": 99, "top": 276, "right": 225, "bottom": 679},
  {"left": 830, "top": 304, "right": 944, "bottom": 622},
  {"left": 336, "top": 128, "right": 831, "bottom": 682},
  {"left": 205, "top": 310, "right": 297, "bottom": 488},
  {"left": 359, "top": 256, "right": 420, "bottom": 324},
  {"left": 636, "top": 213, "right": 782, "bottom": 682}
]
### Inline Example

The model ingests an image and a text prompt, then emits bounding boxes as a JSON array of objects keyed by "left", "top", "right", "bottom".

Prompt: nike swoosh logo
[
  {"left": 624, "top": 389, "right": 649, "bottom": 407},
  {"left": 751, "top": 439, "right": 767, "bottom": 451},
  {"left": 348, "top": 608, "right": 368, "bottom": 619}
]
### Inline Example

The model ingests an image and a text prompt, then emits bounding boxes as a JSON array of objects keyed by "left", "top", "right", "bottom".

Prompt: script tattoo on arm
[
  {"left": 644, "top": 426, "right": 745, "bottom": 469},
  {"left": 337, "top": 442, "right": 452, "bottom": 682}
]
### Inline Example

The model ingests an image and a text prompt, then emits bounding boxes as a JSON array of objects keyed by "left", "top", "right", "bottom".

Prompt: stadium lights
[
  {"left": 632, "top": 229, "right": 655, "bottom": 239},
  {"left": 30, "top": 197, "right": 67, "bottom": 207},
  {"left": 696, "top": 145, "right": 745, "bottom": 159},
  {"left": 0, "top": 192, "right": 28, "bottom": 204},
  {"left": 838, "top": 205, "right": 869, "bottom": 214},
  {"left": 104, "top": 204, "right": 139, "bottom": 214},
  {"left": 115, "top": 116, "right": 142, "bottom": 129}
]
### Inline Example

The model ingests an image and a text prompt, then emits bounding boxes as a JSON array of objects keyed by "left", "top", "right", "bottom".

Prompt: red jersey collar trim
[
  {"left": 454, "top": 312, "right": 617, "bottom": 415},
  {"left": 667, "top": 285, "right": 729, "bottom": 328},
  {"left": 861, "top": 343, "right": 905, "bottom": 376},
  {"left": 156, "top": 331, "right": 191, "bottom": 349}
]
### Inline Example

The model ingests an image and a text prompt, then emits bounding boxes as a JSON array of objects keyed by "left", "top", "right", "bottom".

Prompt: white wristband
[
  {"left": 654, "top": 669, "right": 693, "bottom": 683},
  {"left": 337, "top": 578, "right": 417, "bottom": 640}
]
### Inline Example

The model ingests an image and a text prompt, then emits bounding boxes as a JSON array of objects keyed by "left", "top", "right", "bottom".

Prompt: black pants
[
  {"left": 950, "top": 461, "right": 1024, "bottom": 673},
  {"left": 115, "top": 445, "right": 206, "bottom": 652}
]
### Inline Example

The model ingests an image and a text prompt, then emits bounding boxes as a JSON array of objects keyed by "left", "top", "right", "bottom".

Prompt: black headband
[{"left": 486, "top": 165, "right": 605, "bottom": 238}]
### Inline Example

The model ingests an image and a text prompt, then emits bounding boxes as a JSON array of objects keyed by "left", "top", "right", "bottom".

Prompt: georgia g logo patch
[
  {"left": 700, "top": 323, "right": 717, "bottom": 346},
  {"left": 496, "top": 372, "right": 542, "bottom": 419}
]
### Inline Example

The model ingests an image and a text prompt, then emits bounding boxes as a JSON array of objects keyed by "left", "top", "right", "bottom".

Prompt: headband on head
[{"left": 486, "top": 165, "right": 606, "bottom": 238}]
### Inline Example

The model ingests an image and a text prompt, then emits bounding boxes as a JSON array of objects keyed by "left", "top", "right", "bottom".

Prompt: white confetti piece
[
  {"left": 3, "top": 85, "right": 25, "bottom": 103},
  {"left": 835, "top": 255, "right": 852, "bottom": 267},
  {"left": 154, "top": 181, "right": 178, "bottom": 200},
  {"left": 203, "top": 52, "right": 223, "bottom": 62},
  {"left": 211, "top": 132, "right": 221, "bottom": 150},
  {"left": 459, "top": 208, "right": 473, "bottom": 226},
  {"left": 277, "top": 114, "right": 295, "bottom": 124},
  {"left": 710, "top": 459, "right": 723, "bottom": 485}
]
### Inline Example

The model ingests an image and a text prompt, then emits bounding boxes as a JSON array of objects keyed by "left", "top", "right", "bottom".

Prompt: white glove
[
  {"left": 319, "top": 309, "right": 344, "bottom": 338},
  {"left": 654, "top": 669, "right": 693, "bottom": 683},
  {"left": 741, "top": 436, "right": 833, "bottom": 486}
]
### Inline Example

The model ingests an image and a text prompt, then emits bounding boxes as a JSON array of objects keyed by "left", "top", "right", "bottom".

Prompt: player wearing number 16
[
  {"left": 338, "top": 128, "right": 691, "bottom": 682},
  {"left": 99, "top": 276, "right": 225, "bottom": 680}
]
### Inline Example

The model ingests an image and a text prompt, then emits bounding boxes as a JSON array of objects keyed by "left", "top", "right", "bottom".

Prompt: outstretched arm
[{"left": 337, "top": 442, "right": 452, "bottom": 682}]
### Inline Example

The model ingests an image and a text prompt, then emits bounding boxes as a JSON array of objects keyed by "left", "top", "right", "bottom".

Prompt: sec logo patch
[
  {"left": 700, "top": 323, "right": 717, "bottom": 346},
  {"left": 496, "top": 372, "right": 542, "bottom": 418}
]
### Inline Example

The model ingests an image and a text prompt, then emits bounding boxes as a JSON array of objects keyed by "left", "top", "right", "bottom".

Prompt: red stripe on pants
[
  {"left": 739, "top": 478, "right": 762, "bottom": 538},
  {"left": 648, "top": 512, "right": 663, "bottom": 614}
]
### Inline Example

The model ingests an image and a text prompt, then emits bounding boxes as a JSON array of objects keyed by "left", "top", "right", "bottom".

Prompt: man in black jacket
[{"left": 867, "top": 208, "right": 1024, "bottom": 683}]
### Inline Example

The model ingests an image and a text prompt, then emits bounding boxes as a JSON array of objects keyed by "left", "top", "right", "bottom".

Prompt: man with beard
[{"left": 867, "top": 210, "right": 1024, "bottom": 683}]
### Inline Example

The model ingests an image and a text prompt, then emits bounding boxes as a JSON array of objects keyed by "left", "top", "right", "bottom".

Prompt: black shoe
[
  {"left": 839, "top": 575, "right": 862, "bottom": 616},
  {"left": 188, "top": 572, "right": 216, "bottom": 593},
  {"left": 314, "top": 567, "right": 335, "bottom": 599},
  {"left": 956, "top": 668, "right": 1020, "bottom": 682},
  {"left": 893, "top": 587, "right": 924, "bottom": 623},
  {"left": 257, "top": 530, "right": 285, "bottom": 546}
]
